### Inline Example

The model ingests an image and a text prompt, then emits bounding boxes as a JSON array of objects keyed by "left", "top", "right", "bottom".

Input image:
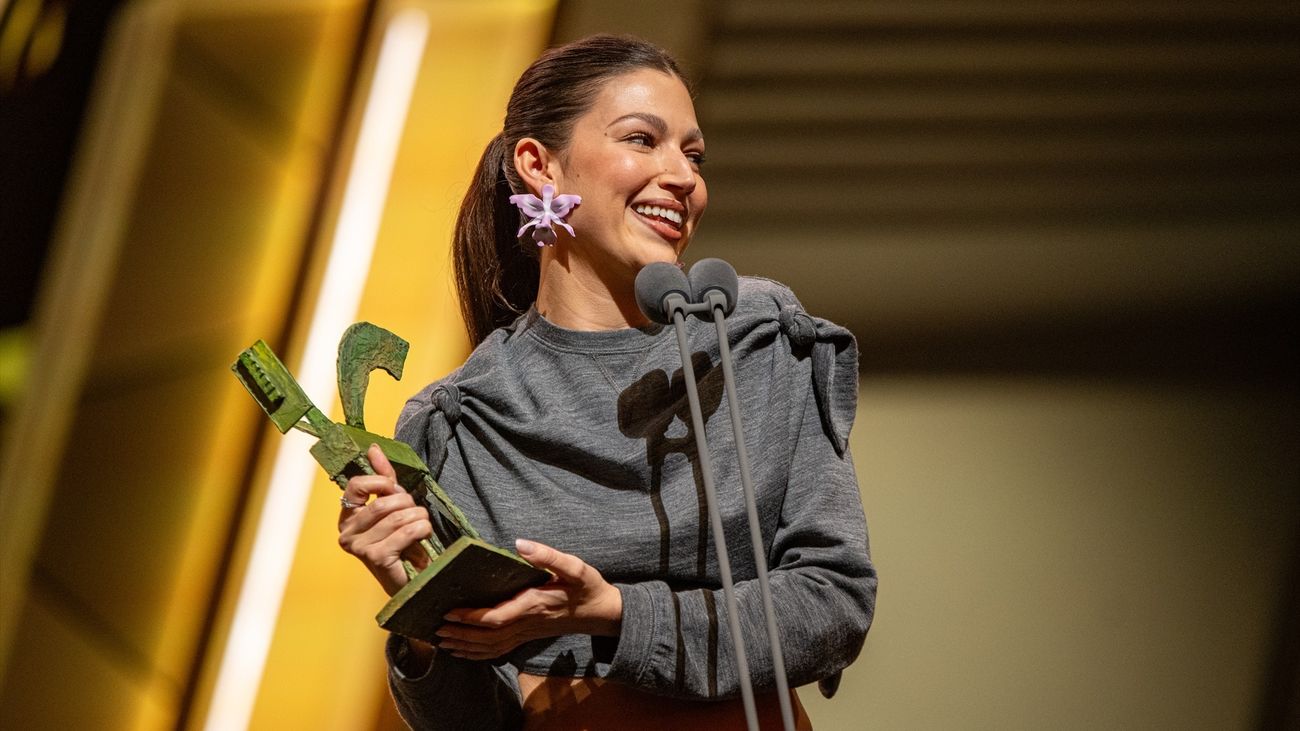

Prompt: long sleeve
[
  {"left": 603, "top": 361, "right": 877, "bottom": 699},
  {"left": 386, "top": 634, "right": 525, "bottom": 730}
]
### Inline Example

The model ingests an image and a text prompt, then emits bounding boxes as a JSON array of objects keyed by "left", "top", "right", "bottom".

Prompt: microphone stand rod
[
  {"left": 708, "top": 295, "right": 795, "bottom": 731},
  {"left": 670, "top": 303, "right": 760, "bottom": 731}
]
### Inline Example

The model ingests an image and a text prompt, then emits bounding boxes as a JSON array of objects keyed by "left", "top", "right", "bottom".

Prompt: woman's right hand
[{"left": 338, "top": 444, "right": 434, "bottom": 597}]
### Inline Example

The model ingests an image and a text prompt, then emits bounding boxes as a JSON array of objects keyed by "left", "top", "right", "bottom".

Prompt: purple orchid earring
[{"left": 509, "top": 183, "right": 581, "bottom": 247}]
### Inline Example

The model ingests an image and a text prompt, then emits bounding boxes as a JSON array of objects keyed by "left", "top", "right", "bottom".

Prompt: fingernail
[
  {"left": 444, "top": 613, "right": 460, "bottom": 623},
  {"left": 516, "top": 538, "right": 537, "bottom": 554}
]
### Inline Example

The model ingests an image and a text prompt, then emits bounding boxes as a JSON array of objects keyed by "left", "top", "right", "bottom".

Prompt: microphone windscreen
[
  {"left": 687, "top": 258, "right": 739, "bottom": 317},
  {"left": 635, "top": 262, "right": 692, "bottom": 324}
]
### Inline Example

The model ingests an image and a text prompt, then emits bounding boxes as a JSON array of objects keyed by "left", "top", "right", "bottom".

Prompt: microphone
[
  {"left": 688, "top": 258, "right": 795, "bottom": 731},
  {"left": 634, "top": 260, "right": 761, "bottom": 729},
  {"left": 687, "top": 258, "right": 738, "bottom": 318},
  {"left": 634, "top": 259, "right": 796, "bottom": 731},
  {"left": 634, "top": 262, "right": 692, "bottom": 324}
]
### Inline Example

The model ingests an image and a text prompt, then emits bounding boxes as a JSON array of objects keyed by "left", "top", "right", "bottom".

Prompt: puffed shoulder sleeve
[
  {"left": 776, "top": 298, "right": 859, "bottom": 457},
  {"left": 396, "top": 382, "right": 462, "bottom": 477}
]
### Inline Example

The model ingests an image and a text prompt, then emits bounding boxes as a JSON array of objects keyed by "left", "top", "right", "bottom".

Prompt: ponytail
[{"left": 452, "top": 133, "right": 539, "bottom": 346}]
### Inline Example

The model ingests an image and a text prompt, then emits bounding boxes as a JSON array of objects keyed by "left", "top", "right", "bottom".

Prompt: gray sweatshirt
[{"left": 386, "top": 276, "right": 876, "bottom": 730}]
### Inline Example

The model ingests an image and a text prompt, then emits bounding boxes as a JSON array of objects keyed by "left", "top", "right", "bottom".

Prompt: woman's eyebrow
[{"left": 609, "top": 112, "right": 704, "bottom": 143}]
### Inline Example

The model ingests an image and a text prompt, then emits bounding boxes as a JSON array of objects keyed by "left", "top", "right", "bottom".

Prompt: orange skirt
[{"left": 519, "top": 674, "right": 813, "bottom": 731}]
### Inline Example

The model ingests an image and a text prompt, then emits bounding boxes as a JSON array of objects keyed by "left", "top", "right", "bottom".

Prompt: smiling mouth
[{"left": 632, "top": 203, "right": 685, "bottom": 240}]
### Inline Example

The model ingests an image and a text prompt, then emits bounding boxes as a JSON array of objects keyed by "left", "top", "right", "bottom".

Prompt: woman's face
[{"left": 548, "top": 68, "right": 708, "bottom": 273}]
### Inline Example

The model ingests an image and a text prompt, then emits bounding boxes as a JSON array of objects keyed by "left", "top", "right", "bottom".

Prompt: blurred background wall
[{"left": 0, "top": 1, "right": 1296, "bottom": 729}]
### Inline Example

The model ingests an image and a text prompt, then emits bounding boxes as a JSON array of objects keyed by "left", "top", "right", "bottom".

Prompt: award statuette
[{"left": 232, "top": 322, "right": 550, "bottom": 643}]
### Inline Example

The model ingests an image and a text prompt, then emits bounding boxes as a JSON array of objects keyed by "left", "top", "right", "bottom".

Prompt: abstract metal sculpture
[{"left": 232, "top": 322, "right": 549, "bottom": 643}]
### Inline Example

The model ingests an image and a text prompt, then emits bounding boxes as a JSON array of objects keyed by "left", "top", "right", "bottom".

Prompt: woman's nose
[{"left": 657, "top": 150, "right": 698, "bottom": 195}]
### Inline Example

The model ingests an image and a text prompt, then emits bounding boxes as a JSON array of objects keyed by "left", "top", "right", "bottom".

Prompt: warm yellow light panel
[
  {"left": 1, "top": 1, "right": 367, "bottom": 727},
  {"left": 246, "top": 2, "right": 555, "bottom": 729}
]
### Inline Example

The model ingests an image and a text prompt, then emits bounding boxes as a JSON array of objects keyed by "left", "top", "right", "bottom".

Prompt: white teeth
[{"left": 634, "top": 204, "right": 683, "bottom": 226}]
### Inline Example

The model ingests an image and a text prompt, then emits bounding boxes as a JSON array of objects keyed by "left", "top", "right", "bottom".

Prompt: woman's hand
[
  {"left": 337, "top": 444, "right": 434, "bottom": 597},
  {"left": 433, "top": 540, "right": 623, "bottom": 661}
]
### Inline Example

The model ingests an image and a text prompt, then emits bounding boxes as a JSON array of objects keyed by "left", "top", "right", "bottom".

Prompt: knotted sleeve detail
[
  {"left": 395, "top": 383, "right": 462, "bottom": 478},
  {"left": 777, "top": 306, "right": 817, "bottom": 349},
  {"left": 778, "top": 304, "right": 859, "bottom": 457},
  {"left": 432, "top": 384, "right": 462, "bottom": 424}
]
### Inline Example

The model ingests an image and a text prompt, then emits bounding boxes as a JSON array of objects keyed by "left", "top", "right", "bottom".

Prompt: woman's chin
[
  {"left": 628, "top": 252, "right": 680, "bottom": 275},
  {"left": 634, "top": 237, "right": 687, "bottom": 267},
  {"left": 569, "top": 233, "right": 686, "bottom": 277}
]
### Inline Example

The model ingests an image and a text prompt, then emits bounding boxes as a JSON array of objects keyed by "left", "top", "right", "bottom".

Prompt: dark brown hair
[{"left": 452, "top": 34, "right": 686, "bottom": 345}]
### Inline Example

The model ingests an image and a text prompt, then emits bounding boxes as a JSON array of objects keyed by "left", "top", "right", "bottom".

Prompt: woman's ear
[{"left": 513, "top": 138, "right": 558, "bottom": 195}]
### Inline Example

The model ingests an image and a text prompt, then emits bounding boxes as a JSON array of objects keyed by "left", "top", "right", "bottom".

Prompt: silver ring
[{"left": 340, "top": 495, "right": 363, "bottom": 509}]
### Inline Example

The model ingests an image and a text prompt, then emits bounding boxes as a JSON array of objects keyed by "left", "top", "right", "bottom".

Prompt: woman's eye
[
  {"left": 688, "top": 151, "right": 707, "bottom": 166},
  {"left": 625, "top": 132, "right": 654, "bottom": 147}
]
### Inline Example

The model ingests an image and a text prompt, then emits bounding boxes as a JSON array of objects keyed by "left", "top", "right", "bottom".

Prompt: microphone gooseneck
[{"left": 693, "top": 259, "right": 795, "bottom": 731}]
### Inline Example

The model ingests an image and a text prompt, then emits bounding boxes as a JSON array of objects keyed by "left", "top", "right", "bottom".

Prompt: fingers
[
  {"left": 432, "top": 542, "right": 619, "bottom": 659},
  {"left": 434, "top": 640, "right": 514, "bottom": 661},
  {"left": 338, "top": 503, "right": 432, "bottom": 596},
  {"left": 341, "top": 490, "right": 416, "bottom": 532},
  {"left": 400, "top": 534, "right": 434, "bottom": 573},
  {"left": 438, "top": 540, "right": 591, "bottom": 630},
  {"left": 334, "top": 444, "right": 432, "bottom": 596},
  {"left": 434, "top": 623, "right": 516, "bottom": 659},
  {"left": 435, "top": 613, "right": 540, "bottom": 660},
  {"left": 433, "top": 638, "right": 510, "bottom": 662},
  {"left": 515, "top": 538, "right": 589, "bottom": 585},
  {"left": 339, "top": 505, "right": 431, "bottom": 558},
  {"left": 434, "top": 585, "right": 569, "bottom": 659},
  {"left": 446, "top": 587, "right": 550, "bottom": 629},
  {"left": 339, "top": 445, "right": 405, "bottom": 523},
  {"left": 368, "top": 443, "right": 397, "bottom": 479}
]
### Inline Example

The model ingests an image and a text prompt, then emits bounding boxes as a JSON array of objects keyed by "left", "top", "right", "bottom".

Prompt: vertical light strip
[{"left": 203, "top": 9, "right": 429, "bottom": 730}]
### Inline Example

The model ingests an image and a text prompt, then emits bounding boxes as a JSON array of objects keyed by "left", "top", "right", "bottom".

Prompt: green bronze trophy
[{"left": 232, "top": 322, "right": 549, "bottom": 643}]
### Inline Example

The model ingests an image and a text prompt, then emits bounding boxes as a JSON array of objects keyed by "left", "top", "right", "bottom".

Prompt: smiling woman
[
  {"left": 525, "top": 67, "right": 709, "bottom": 332},
  {"left": 449, "top": 35, "right": 708, "bottom": 344},
  {"left": 335, "top": 34, "right": 875, "bottom": 730}
]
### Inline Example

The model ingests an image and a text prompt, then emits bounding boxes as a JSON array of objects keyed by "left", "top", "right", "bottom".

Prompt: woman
[{"left": 337, "top": 35, "right": 876, "bottom": 730}]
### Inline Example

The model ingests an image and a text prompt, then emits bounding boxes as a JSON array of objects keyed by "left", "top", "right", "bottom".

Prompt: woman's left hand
[{"left": 433, "top": 539, "right": 623, "bottom": 661}]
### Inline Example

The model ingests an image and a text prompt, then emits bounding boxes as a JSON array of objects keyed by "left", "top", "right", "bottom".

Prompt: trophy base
[{"left": 377, "top": 536, "right": 551, "bottom": 643}]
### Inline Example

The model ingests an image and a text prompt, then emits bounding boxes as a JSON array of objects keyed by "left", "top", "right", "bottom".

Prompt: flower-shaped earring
[{"left": 509, "top": 183, "right": 581, "bottom": 247}]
